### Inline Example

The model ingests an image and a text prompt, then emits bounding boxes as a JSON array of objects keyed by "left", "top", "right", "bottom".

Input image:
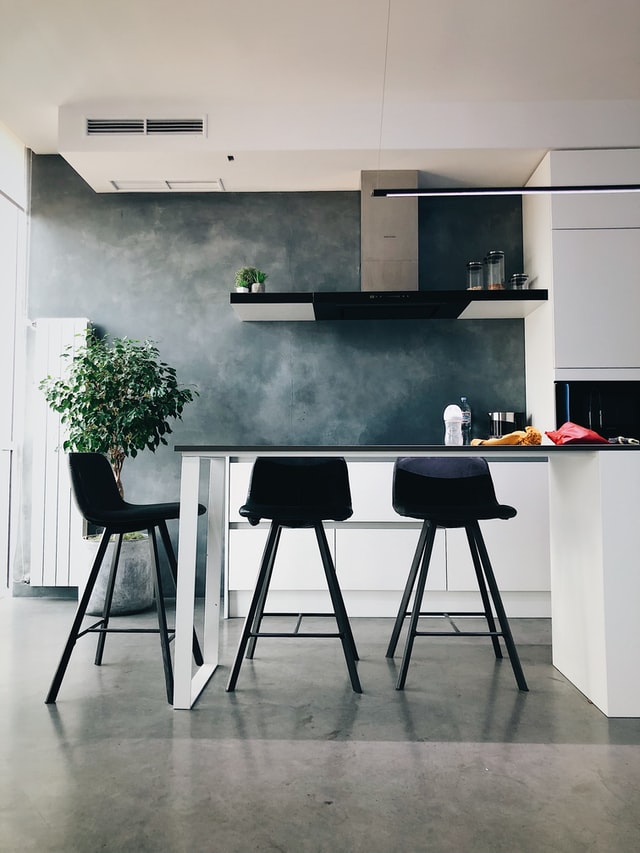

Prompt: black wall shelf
[{"left": 230, "top": 290, "right": 548, "bottom": 321}]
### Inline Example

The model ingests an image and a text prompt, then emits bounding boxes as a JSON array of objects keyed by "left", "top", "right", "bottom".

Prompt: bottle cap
[{"left": 443, "top": 404, "right": 463, "bottom": 422}]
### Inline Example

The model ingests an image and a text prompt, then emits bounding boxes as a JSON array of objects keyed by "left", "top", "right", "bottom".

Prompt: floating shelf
[{"left": 230, "top": 290, "right": 548, "bottom": 321}]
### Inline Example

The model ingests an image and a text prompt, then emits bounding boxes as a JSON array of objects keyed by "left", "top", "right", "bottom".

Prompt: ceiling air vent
[
  {"left": 87, "top": 118, "right": 145, "bottom": 135},
  {"left": 146, "top": 118, "right": 205, "bottom": 135},
  {"left": 86, "top": 118, "right": 206, "bottom": 136}
]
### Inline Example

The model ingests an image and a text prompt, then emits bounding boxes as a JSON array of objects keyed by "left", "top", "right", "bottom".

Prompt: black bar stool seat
[
  {"left": 226, "top": 457, "right": 362, "bottom": 693},
  {"left": 45, "top": 452, "right": 205, "bottom": 704},
  {"left": 387, "top": 456, "right": 528, "bottom": 692}
]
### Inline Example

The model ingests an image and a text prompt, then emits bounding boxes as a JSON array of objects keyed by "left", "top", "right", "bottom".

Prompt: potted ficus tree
[{"left": 39, "top": 329, "right": 198, "bottom": 613}]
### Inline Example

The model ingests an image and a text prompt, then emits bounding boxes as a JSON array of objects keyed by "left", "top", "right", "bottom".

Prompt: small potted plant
[
  {"left": 234, "top": 266, "right": 268, "bottom": 293},
  {"left": 251, "top": 269, "right": 268, "bottom": 293}
]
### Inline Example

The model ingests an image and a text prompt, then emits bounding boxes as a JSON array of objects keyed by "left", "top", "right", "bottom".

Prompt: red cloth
[{"left": 545, "top": 421, "right": 608, "bottom": 445}]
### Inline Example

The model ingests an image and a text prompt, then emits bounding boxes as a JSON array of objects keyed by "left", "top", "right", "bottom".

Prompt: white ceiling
[{"left": 1, "top": 0, "right": 639, "bottom": 193}]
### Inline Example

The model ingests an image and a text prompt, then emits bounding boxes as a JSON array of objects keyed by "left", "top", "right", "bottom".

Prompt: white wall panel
[{"left": 29, "top": 318, "right": 88, "bottom": 586}]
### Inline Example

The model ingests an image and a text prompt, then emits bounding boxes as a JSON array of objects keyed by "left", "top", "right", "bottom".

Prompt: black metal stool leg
[
  {"left": 149, "top": 527, "right": 174, "bottom": 703},
  {"left": 465, "top": 525, "right": 503, "bottom": 660},
  {"left": 246, "top": 523, "right": 282, "bottom": 659},
  {"left": 158, "top": 520, "right": 203, "bottom": 666},
  {"left": 315, "top": 523, "right": 362, "bottom": 693},
  {"left": 386, "top": 521, "right": 430, "bottom": 658},
  {"left": 395, "top": 523, "right": 437, "bottom": 690},
  {"left": 226, "top": 523, "right": 281, "bottom": 692},
  {"left": 94, "top": 532, "right": 122, "bottom": 665},
  {"left": 470, "top": 521, "right": 528, "bottom": 692},
  {"left": 45, "top": 528, "right": 112, "bottom": 704},
  {"left": 315, "top": 523, "right": 359, "bottom": 661}
]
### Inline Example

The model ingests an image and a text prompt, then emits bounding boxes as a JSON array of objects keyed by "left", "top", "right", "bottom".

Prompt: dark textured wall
[
  {"left": 27, "top": 155, "right": 525, "bottom": 505},
  {"left": 419, "top": 196, "right": 524, "bottom": 290}
]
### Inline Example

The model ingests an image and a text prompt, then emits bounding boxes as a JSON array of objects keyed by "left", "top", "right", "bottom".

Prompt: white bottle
[
  {"left": 460, "top": 396, "right": 472, "bottom": 445},
  {"left": 443, "top": 404, "right": 463, "bottom": 446}
]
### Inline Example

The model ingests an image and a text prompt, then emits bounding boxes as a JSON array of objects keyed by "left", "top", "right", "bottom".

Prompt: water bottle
[
  {"left": 443, "top": 404, "right": 463, "bottom": 446},
  {"left": 460, "top": 396, "right": 472, "bottom": 445}
]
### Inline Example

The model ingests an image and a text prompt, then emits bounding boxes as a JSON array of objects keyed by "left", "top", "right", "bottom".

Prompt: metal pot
[{"left": 488, "top": 411, "right": 526, "bottom": 437}]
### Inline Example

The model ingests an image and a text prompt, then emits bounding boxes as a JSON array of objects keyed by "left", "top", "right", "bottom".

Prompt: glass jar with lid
[
  {"left": 508, "top": 273, "right": 529, "bottom": 290},
  {"left": 484, "top": 250, "right": 505, "bottom": 290},
  {"left": 466, "top": 260, "right": 484, "bottom": 290}
]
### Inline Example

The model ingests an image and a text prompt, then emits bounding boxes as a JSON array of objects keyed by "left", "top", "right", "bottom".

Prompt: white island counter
[{"left": 173, "top": 444, "right": 640, "bottom": 717}]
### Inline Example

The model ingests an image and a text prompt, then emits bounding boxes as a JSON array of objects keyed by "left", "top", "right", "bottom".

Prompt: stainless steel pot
[{"left": 488, "top": 411, "right": 526, "bottom": 437}]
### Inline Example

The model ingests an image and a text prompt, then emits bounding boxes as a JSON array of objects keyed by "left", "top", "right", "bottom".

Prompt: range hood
[
  {"left": 230, "top": 289, "right": 548, "bottom": 321},
  {"left": 360, "top": 170, "right": 418, "bottom": 292}
]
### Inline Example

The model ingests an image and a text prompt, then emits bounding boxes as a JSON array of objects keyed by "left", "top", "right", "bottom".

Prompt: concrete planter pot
[{"left": 82, "top": 535, "right": 154, "bottom": 616}]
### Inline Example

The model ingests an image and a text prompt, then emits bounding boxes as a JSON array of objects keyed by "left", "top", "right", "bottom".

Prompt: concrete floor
[{"left": 1, "top": 593, "right": 639, "bottom": 853}]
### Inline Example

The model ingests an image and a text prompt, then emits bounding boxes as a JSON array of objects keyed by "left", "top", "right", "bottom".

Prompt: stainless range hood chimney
[{"left": 360, "top": 170, "right": 418, "bottom": 291}]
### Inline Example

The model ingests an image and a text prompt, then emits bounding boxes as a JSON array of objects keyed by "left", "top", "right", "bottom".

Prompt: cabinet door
[
  {"left": 335, "top": 528, "right": 446, "bottom": 591},
  {"left": 346, "top": 461, "right": 397, "bottom": 521},
  {"left": 549, "top": 149, "right": 640, "bottom": 229},
  {"left": 553, "top": 228, "right": 640, "bottom": 370},
  {"left": 446, "top": 462, "right": 550, "bottom": 592},
  {"left": 229, "top": 527, "right": 335, "bottom": 591},
  {"left": 229, "top": 462, "right": 252, "bottom": 521}
]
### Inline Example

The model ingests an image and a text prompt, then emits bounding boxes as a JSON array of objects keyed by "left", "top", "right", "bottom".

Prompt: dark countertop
[{"left": 175, "top": 443, "right": 640, "bottom": 454}]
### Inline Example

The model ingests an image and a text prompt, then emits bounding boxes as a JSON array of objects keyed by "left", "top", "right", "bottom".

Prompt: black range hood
[
  {"left": 314, "top": 291, "right": 456, "bottom": 320},
  {"left": 230, "top": 289, "right": 548, "bottom": 322}
]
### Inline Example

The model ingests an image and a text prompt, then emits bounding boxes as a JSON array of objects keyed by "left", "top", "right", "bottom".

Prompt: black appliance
[{"left": 555, "top": 381, "right": 640, "bottom": 440}]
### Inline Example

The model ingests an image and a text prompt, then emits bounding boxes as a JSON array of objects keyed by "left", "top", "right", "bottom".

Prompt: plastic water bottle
[
  {"left": 460, "top": 396, "right": 472, "bottom": 445},
  {"left": 443, "top": 404, "right": 463, "bottom": 446}
]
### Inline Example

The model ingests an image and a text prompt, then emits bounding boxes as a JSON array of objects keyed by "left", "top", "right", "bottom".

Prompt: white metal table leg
[{"left": 174, "top": 454, "right": 220, "bottom": 708}]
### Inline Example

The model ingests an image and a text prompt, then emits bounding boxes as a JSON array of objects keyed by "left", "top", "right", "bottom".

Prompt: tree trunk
[{"left": 110, "top": 449, "right": 125, "bottom": 497}]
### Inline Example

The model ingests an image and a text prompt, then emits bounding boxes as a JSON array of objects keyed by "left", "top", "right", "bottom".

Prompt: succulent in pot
[{"left": 234, "top": 266, "right": 268, "bottom": 291}]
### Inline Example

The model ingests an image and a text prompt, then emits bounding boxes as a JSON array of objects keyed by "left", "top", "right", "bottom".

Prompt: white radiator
[{"left": 29, "top": 318, "right": 89, "bottom": 587}]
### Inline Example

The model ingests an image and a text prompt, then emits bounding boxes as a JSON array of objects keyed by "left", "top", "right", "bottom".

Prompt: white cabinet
[
  {"left": 227, "top": 459, "right": 549, "bottom": 618},
  {"left": 549, "top": 149, "right": 640, "bottom": 230},
  {"left": 446, "top": 461, "right": 550, "bottom": 593},
  {"left": 552, "top": 228, "right": 640, "bottom": 370},
  {"left": 524, "top": 148, "right": 640, "bottom": 429},
  {"left": 227, "top": 461, "right": 447, "bottom": 617}
]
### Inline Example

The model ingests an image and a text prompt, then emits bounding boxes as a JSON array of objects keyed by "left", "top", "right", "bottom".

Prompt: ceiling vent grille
[
  {"left": 146, "top": 118, "right": 204, "bottom": 135},
  {"left": 87, "top": 118, "right": 145, "bottom": 135},
  {"left": 86, "top": 118, "right": 206, "bottom": 136}
]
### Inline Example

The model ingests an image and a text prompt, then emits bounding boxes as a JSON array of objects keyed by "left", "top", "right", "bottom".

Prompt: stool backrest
[
  {"left": 240, "top": 457, "right": 353, "bottom": 524},
  {"left": 68, "top": 452, "right": 124, "bottom": 525}
]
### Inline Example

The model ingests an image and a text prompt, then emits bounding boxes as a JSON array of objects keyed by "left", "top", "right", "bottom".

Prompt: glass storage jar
[
  {"left": 466, "top": 260, "right": 484, "bottom": 290},
  {"left": 485, "top": 250, "right": 505, "bottom": 290},
  {"left": 508, "top": 273, "right": 529, "bottom": 290}
]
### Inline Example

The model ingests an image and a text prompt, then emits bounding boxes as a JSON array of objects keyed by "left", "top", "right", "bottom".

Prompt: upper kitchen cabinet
[
  {"left": 523, "top": 149, "right": 640, "bottom": 430},
  {"left": 552, "top": 228, "right": 640, "bottom": 370},
  {"left": 547, "top": 150, "right": 640, "bottom": 230}
]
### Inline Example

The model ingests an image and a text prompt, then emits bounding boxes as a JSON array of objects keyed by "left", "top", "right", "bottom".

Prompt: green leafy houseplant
[
  {"left": 39, "top": 330, "right": 198, "bottom": 495},
  {"left": 234, "top": 266, "right": 268, "bottom": 289}
]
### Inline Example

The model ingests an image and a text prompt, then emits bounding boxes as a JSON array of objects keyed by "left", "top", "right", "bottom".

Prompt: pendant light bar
[{"left": 371, "top": 184, "right": 640, "bottom": 198}]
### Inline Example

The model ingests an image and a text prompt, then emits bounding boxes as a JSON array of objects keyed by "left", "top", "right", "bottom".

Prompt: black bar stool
[
  {"left": 45, "top": 452, "right": 205, "bottom": 704},
  {"left": 226, "top": 457, "right": 362, "bottom": 693},
  {"left": 386, "top": 456, "right": 528, "bottom": 692}
]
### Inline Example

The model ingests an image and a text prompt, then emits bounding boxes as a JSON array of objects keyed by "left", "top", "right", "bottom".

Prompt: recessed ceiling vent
[{"left": 86, "top": 118, "right": 205, "bottom": 136}]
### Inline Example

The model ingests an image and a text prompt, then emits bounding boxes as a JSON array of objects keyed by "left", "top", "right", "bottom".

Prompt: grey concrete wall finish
[{"left": 28, "top": 155, "right": 525, "bottom": 494}]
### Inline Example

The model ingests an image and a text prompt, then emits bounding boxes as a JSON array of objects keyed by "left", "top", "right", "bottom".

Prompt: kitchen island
[{"left": 173, "top": 444, "right": 640, "bottom": 717}]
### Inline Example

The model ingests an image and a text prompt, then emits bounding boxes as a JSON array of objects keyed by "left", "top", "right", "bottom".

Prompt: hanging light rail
[{"left": 372, "top": 184, "right": 640, "bottom": 198}]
